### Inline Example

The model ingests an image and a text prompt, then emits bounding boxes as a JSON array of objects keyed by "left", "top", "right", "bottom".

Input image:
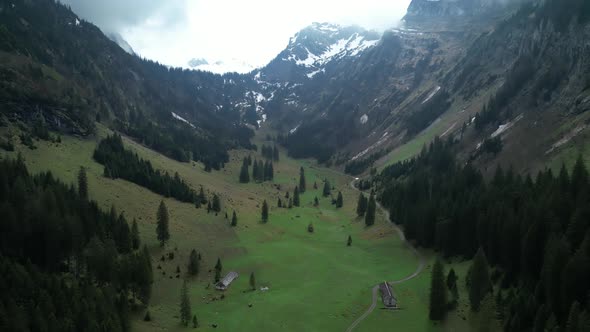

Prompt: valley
[
  {"left": 1, "top": 0, "right": 590, "bottom": 331},
  {"left": 1, "top": 123, "right": 483, "bottom": 331}
]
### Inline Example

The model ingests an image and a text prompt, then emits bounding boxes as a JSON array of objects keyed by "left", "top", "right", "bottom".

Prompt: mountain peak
[{"left": 262, "top": 23, "right": 381, "bottom": 82}]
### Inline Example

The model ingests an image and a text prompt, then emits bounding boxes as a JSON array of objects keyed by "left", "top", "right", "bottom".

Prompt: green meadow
[{"left": 1, "top": 125, "right": 488, "bottom": 331}]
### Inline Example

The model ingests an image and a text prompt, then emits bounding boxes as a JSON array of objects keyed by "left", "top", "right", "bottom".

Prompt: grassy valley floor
[{"left": 1, "top": 124, "right": 488, "bottom": 331}]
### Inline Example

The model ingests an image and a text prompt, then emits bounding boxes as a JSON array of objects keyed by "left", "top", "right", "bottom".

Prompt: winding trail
[{"left": 345, "top": 179, "right": 426, "bottom": 332}]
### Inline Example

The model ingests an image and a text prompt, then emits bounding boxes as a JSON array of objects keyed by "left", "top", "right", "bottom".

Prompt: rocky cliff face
[{"left": 404, "top": 0, "right": 526, "bottom": 19}]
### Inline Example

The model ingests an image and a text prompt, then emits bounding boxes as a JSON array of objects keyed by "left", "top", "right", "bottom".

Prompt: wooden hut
[
  {"left": 215, "top": 271, "right": 239, "bottom": 291},
  {"left": 379, "top": 282, "right": 397, "bottom": 308}
]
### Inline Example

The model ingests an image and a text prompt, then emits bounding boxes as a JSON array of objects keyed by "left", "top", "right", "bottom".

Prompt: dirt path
[{"left": 345, "top": 179, "right": 426, "bottom": 332}]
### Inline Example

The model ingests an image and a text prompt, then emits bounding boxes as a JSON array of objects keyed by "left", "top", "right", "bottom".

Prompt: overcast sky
[{"left": 61, "top": 0, "right": 412, "bottom": 71}]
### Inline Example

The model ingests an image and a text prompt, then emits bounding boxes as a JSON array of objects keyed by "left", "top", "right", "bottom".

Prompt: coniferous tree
[
  {"left": 231, "top": 211, "right": 238, "bottom": 227},
  {"left": 278, "top": 198, "right": 282, "bottom": 208},
  {"left": 269, "top": 161, "right": 274, "bottom": 180},
  {"left": 144, "top": 311, "right": 151, "bottom": 322},
  {"left": 156, "top": 201, "right": 170, "bottom": 247},
  {"left": 347, "top": 235, "right": 352, "bottom": 246},
  {"left": 566, "top": 302, "right": 581, "bottom": 332},
  {"left": 356, "top": 193, "right": 368, "bottom": 217},
  {"left": 293, "top": 186, "right": 300, "bottom": 207},
  {"left": 262, "top": 200, "right": 269, "bottom": 223},
  {"left": 365, "top": 192, "right": 376, "bottom": 226},
  {"left": 469, "top": 248, "right": 492, "bottom": 311},
  {"left": 180, "top": 280, "right": 191, "bottom": 327},
  {"left": 447, "top": 268, "right": 458, "bottom": 291},
  {"left": 78, "top": 166, "right": 88, "bottom": 199},
  {"left": 299, "top": 167, "right": 306, "bottom": 193},
  {"left": 188, "top": 249, "right": 199, "bottom": 276},
  {"left": 288, "top": 198, "right": 293, "bottom": 209},
  {"left": 336, "top": 191, "right": 343, "bottom": 208},
  {"left": 239, "top": 159, "right": 250, "bottom": 183},
  {"left": 198, "top": 187, "right": 207, "bottom": 205},
  {"left": 250, "top": 272, "right": 256, "bottom": 290},
  {"left": 273, "top": 146, "right": 279, "bottom": 162},
  {"left": 257, "top": 160, "right": 264, "bottom": 182},
  {"left": 215, "top": 258, "right": 222, "bottom": 274},
  {"left": 131, "top": 218, "right": 140, "bottom": 250},
  {"left": 252, "top": 159, "right": 259, "bottom": 181},
  {"left": 314, "top": 197, "right": 319, "bottom": 207},
  {"left": 212, "top": 194, "right": 221, "bottom": 212},
  {"left": 215, "top": 269, "right": 221, "bottom": 283},
  {"left": 478, "top": 294, "right": 497, "bottom": 332},
  {"left": 323, "top": 180, "right": 331, "bottom": 197},
  {"left": 429, "top": 258, "right": 448, "bottom": 320},
  {"left": 192, "top": 315, "right": 198, "bottom": 328}
]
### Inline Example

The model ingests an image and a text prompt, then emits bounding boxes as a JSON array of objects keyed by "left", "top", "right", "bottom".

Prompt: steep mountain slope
[
  {"left": 0, "top": 0, "right": 256, "bottom": 168},
  {"left": 257, "top": 0, "right": 590, "bottom": 175}
]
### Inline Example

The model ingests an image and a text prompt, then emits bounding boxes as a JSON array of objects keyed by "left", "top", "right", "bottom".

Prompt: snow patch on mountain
[
  {"left": 171, "top": 112, "right": 195, "bottom": 128},
  {"left": 289, "top": 32, "right": 379, "bottom": 70}
]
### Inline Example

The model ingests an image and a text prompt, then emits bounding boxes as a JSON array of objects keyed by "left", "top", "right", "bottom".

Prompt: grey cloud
[{"left": 60, "top": 0, "right": 186, "bottom": 33}]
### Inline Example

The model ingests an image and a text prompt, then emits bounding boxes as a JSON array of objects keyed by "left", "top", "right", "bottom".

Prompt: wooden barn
[
  {"left": 379, "top": 282, "right": 398, "bottom": 308},
  {"left": 216, "top": 271, "right": 239, "bottom": 291}
]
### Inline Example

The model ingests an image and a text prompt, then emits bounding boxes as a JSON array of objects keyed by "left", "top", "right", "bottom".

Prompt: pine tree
[
  {"left": 215, "top": 269, "right": 221, "bottom": 283},
  {"left": 78, "top": 166, "right": 88, "bottom": 199},
  {"left": 197, "top": 187, "right": 206, "bottom": 204},
  {"left": 566, "top": 302, "right": 581, "bottom": 332},
  {"left": 365, "top": 192, "right": 376, "bottom": 226},
  {"left": 144, "top": 310, "right": 151, "bottom": 321},
  {"left": 215, "top": 258, "right": 222, "bottom": 274},
  {"left": 278, "top": 198, "right": 282, "bottom": 208},
  {"left": 131, "top": 219, "right": 140, "bottom": 250},
  {"left": 469, "top": 248, "right": 492, "bottom": 311},
  {"left": 478, "top": 294, "right": 496, "bottom": 332},
  {"left": 447, "top": 268, "right": 458, "bottom": 291},
  {"left": 273, "top": 145, "right": 279, "bottom": 162},
  {"left": 188, "top": 249, "right": 199, "bottom": 276},
  {"left": 250, "top": 272, "right": 256, "bottom": 290},
  {"left": 212, "top": 194, "right": 221, "bottom": 212},
  {"left": 314, "top": 197, "right": 319, "bottom": 207},
  {"left": 262, "top": 200, "right": 269, "bottom": 223},
  {"left": 268, "top": 161, "right": 274, "bottom": 180},
  {"left": 231, "top": 211, "right": 238, "bottom": 227},
  {"left": 156, "top": 200, "right": 170, "bottom": 247},
  {"left": 299, "top": 167, "right": 306, "bottom": 193},
  {"left": 192, "top": 315, "right": 198, "bottom": 328},
  {"left": 239, "top": 159, "right": 250, "bottom": 183},
  {"left": 180, "top": 280, "right": 191, "bottom": 327},
  {"left": 336, "top": 191, "right": 343, "bottom": 208},
  {"left": 356, "top": 193, "right": 367, "bottom": 217},
  {"left": 429, "top": 258, "right": 448, "bottom": 321},
  {"left": 293, "top": 186, "right": 300, "bottom": 207},
  {"left": 323, "top": 180, "right": 331, "bottom": 197},
  {"left": 347, "top": 235, "right": 352, "bottom": 246}
]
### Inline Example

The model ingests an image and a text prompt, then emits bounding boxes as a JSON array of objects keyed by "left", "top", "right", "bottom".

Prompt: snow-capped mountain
[{"left": 260, "top": 22, "right": 381, "bottom": 82}]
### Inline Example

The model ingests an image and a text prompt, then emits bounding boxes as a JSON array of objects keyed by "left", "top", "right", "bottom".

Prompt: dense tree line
[
  {"left": 249, "top": 159, "right": 274, "bottom": 183},
  {"left": 474, "top": 54, "right": 535, "bottom": 131},
  {"left": 0, "top": 0, "right": 256, "bottom": 167},
  {"left": 94, "top": 134, "right": 198, "bottom": 204},
  {"left": 0, "top": 156, "right": 152, "bottom": 331},
  {"left": 378, "top": 137, "right": 590, "bottom": 330},
  {"left": 344, "top": 149, "right": 389, "bottom": 176},
  {"left": 261, "top": 144, "right": 279, "bottom": 161},
  {"left": 405, "top": 90, "right": 451, "bottom": 136}
]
